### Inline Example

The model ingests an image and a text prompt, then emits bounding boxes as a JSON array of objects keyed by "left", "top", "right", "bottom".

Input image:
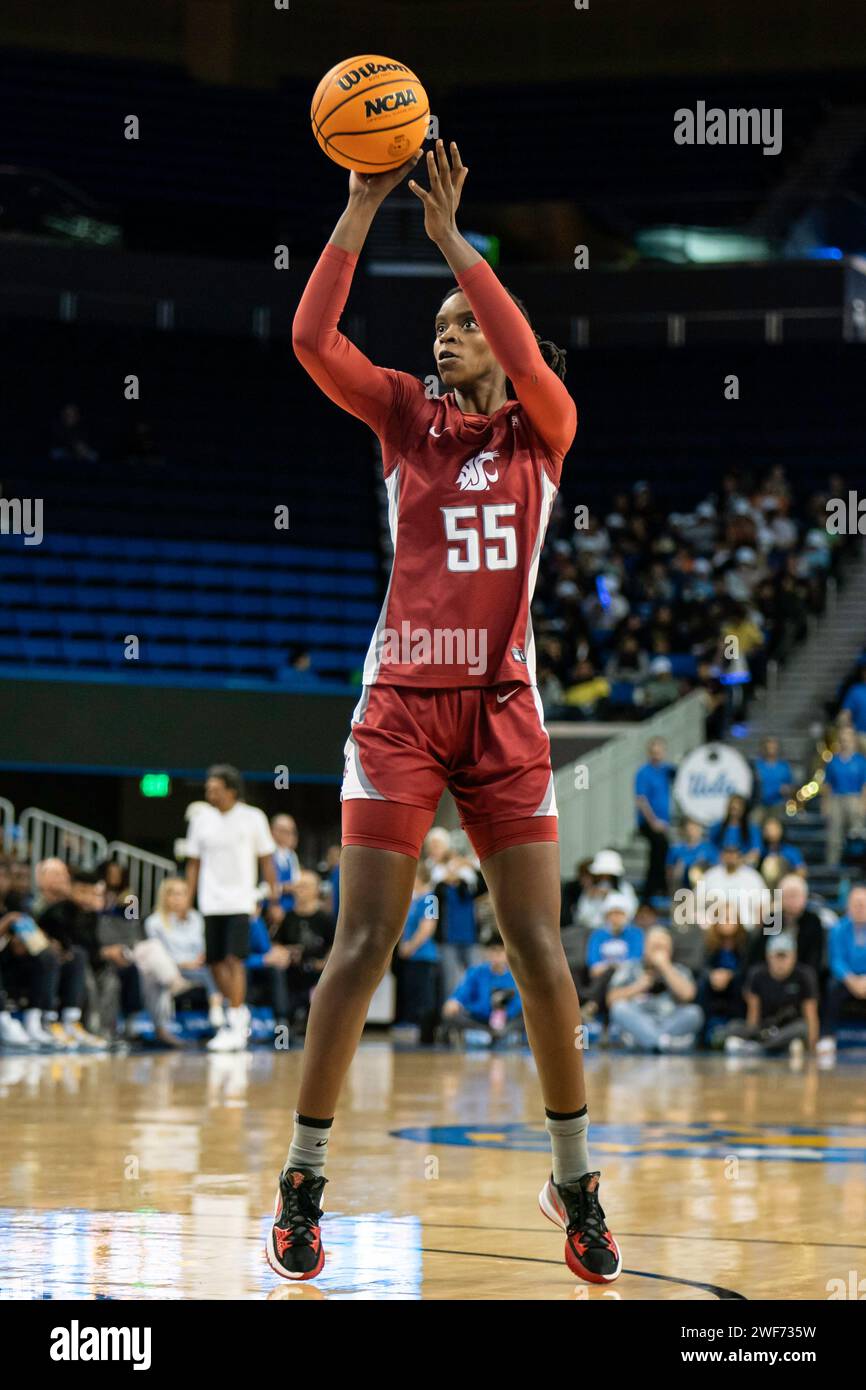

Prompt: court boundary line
[
  {"left": 417, "top": 1247, "right": 747, "bottom": 1299},
  {"left": 415, "top": 1222, "right": 866, "bottom": 1251}
]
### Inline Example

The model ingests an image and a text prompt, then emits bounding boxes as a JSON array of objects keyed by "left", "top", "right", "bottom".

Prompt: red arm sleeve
[
  {"left": 292, "top": 242, "right": 396, "bottom": 436},
  {"left": 455, "top": 258, "right": 577, "bottom": 462}
]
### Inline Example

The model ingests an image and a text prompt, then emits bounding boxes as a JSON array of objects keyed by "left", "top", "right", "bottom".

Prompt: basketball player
[{"left": 266, "top": 142, "right": 620, "bottom": 1284}]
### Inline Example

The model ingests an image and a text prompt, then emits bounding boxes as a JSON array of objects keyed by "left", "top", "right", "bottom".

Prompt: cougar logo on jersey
[{"left": 456, "top": 450, "right": 500, "bottom": 491}]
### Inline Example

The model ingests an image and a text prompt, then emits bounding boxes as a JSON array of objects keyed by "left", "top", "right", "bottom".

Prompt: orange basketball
[{"left": 311, "top": 54, "right": 429, "bottom": 173}]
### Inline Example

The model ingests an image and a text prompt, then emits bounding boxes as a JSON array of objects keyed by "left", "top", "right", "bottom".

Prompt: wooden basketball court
[{"left": 1, "top": 1045, "right": 864, "bottom": 1300}]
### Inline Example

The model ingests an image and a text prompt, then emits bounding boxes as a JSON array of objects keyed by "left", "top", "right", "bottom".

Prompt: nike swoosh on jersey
[
  {"left": 429, "top": 425, "right": 450, "bottom": 437},
  {"left": 496, "top": 688, "right": 520, "bottom": 704}
]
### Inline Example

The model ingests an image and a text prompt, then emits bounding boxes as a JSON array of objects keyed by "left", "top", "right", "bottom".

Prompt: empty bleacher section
[
  {"left": 0, "top": 319, "right": 382, "bottom": 687},
  {"left": 0, "top": 535, "right": 376, "bottom": 686}
]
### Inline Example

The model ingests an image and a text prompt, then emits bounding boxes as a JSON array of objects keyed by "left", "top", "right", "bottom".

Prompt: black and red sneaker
[
  {"left": 265, "top": 1168, "right": 327, "bottom": 1281},
  {"left": 539, "top": 1171, "right": 622, "bottom": 1283}
]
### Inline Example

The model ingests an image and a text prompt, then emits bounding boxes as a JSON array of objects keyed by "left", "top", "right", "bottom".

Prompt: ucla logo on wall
[{"left": 673, "top": 742, "right": 753, "bottom": 826}]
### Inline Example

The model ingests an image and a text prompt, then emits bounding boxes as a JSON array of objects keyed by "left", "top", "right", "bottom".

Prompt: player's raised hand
[
  {"left": 408, "top": 139, "right": 468, "bottom": 243},
  {"left": 348, "top": 152, "right": 423, "bottom": 205}
]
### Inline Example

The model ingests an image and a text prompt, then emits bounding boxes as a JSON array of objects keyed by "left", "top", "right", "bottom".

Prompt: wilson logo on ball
[{"left": 337, "top": 60, "right": 411, "bottom": 92}]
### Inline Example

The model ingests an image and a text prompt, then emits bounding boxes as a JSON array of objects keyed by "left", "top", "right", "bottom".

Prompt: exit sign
[{"left": 140, "top": 773, "right": 171, "bottom": 798}]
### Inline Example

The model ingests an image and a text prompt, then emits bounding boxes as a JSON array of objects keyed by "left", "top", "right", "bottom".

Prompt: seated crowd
[
  {"left": 2, "top": 787, "right": 865, "bottom": 1057},
  {"left": 532, "top": 465, "right": 847, "bottom": 730}
]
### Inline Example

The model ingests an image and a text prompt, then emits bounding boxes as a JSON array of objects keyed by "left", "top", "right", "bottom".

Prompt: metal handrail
[{"left": 106, "top": 841, "right": 177, "bottom": 922}]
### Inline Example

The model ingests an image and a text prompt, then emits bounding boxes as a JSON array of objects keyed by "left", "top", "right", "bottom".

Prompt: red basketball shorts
[{"left": 341, "top": 682, "right": 558, "bottom": 862}]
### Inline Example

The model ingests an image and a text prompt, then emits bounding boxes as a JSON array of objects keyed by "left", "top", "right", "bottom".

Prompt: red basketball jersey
[{"left": 292, "top": 244, "right": 577, "bottom": 688}]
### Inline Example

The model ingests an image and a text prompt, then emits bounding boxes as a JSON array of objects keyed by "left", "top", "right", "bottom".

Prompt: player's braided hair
[{"left": 439, "top": 283, "right": 568, "bottom": 383}]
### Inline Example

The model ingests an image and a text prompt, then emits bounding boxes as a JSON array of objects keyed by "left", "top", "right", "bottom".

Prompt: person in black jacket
[
  {"left": 37, "top": 861, "right": 109, "bottom": 1045},
  {"left": 746, "top": 873, "right": 825, "bottom": 979}
]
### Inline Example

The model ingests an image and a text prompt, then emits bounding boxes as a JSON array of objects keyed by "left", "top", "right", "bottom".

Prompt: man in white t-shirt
[
  {"left": 185, "top": 764, "right": 279, "bottom": 1051},
  {"left": 702, "top": 844, "right": 772, "bottom": 929}
]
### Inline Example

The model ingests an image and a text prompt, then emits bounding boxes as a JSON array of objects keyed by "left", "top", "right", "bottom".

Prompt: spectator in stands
[
  {"left": 666, "top": 818, "right": 718, "bottom": 893},
  {"left": 724, "top": 933, "right": 819, "bottom": 1057},
  {"left": 185, "top": 765, "right": 279, "bottom": 1052},
  {"left": 697, "top": 904, "right": 749, "bottom": 1043},
  {"left": 38, "top": 868, "right": 110, "bottom": 1049},
  {"left": 271, "top": 814, "right": 300, "bottom": 913},
  {"left": 100, "top": 860, "right": 131, "bottom": 913},
  {"left": 634, "top": 737, "right": 676, "bottom": 898},
  {"left": 561, "top": 857, "right": 594, "bottom": 927},
  {"left": 581, "top": 893, "right": 643, "bottom": 1020},
  {"left": 51, "top": 402, "right": 99, "bottom": 463},
  {"left": 709, "top": 795, "right": 761, "bottom": 865},
  {"left": 746, "top": 873, "right": 824, "bottom": 977},
  {"left": 823, "top": 884, "right": 866, "bottom": 1050},
  {"left": 822, "top": 725, "right": 866, "bottom": 865},
  {"left": 320, "top": 843, "right": 341, "bottom": 923},
  {"left": 840, "top": 662, "right": 866, "bottom": 751},
  {"left": 246, "top": 913, "right": 297, "bottom": 1039},
  {"left": 31, "top": 857, "right": 72, "bottom": 917},
  {"left": 561, "top": 660, "right": 610, "bottom": 718},
  {"left": 702, "top": 843, "right": 769, "bottom": 929},
  {"left": 0, "top": 858, "right": 10, "bottom": 910},
  {"left": 608, "top": 926, "right": 703, "bottom": 1053},
  {"left": 604, "top": 633, "right": 649, "bottom": 687},
  {"left": 574, "top": 850, "right": 638, "bottom": 931},
  {"left": 639, "top": 656, "right": 680, "bottom": 712},
  {"left": 396, "top": 863, "right": 440, "bottom": 1043},
  {"left": 753, "top": 736, "right": 795, "bottom": 819},
  {"left": 143, "top": 877, "right": 223, "bottom": 1037},
  {"left": 262, "top": 870, "right": 334, "bottom": 1038},
  {"left": 441, "top": 935, "right": 523, "bottom": 1047},
  {"left": 758, "top": 816, "right": 806, "bottom": 888},
  {"left": 123, "top": 418, "right": 164, "bottom": 470},
  {"left": 667, "top": 906, "right": 708, "bottom": 978},
  {"left": 0, "top": 893, "right": 58, "bottom": 1049},
  {"left": 87, "top": 871, "right": 147, "bottom": 1042},
  {"left": 6, "top": 860, "right": 34, "bottom": 912},
  {"left": 536, "top": 658, "right": 565, "bottom": 718},
  {"left": 424, "top": 828, "right": 480, "bottom": 998}
]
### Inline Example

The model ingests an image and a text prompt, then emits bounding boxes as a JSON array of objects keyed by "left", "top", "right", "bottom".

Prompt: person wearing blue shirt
[
  {"left": 841, "top": 665, "right": 866, "bottom": 739},
  {"left": 634, "top": 736, "right": 676, "bottom": 897},
  {"left": 709, "top": 795, "right": 761, "bottom": 865},
  {"left": 425, "top": 830, "right": 480, "bottom": 997},
  {"left": 666, "top": 819, "right": 719, "bottom": 891},
  {"left": 757, "top": 816, "right": 805, "bottom": 888},
  {"left": 396, "top": 867, "right": 440, "bottom": 1042},
  {"left": 246, "top": 912, "right": 294, "bottom": 1031},
  {"left": 753, "top": 735, "right": 794, "bottom": 815},
  {"left": 825, "top": 884, "right": 866, "bottom": 1043},
  {"left": 271, "top": 814, "right": 300, "bottom": 912},
  {"left": 822, "top": 726, "right": 866, "bottom": 864},
  {"left": 442, "top": 936, "right": 523, "bottom": 1045},
  {"left": 581, "top": 893, "right": 644, "bottom": 1020}
]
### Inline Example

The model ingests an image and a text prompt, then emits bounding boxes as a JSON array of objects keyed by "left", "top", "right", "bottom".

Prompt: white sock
[
  {"left": 284, "top": 1113, "right": 333, "bottom": 1178},
  {"left": 61, "top": 1007, "right": 81, "bottom": 1026},
  {"left": 545, "top": 1106, "right": 591, "bottom": 1186}
]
